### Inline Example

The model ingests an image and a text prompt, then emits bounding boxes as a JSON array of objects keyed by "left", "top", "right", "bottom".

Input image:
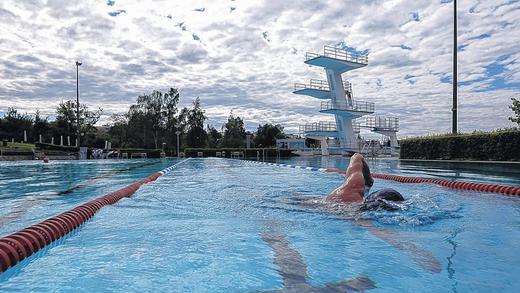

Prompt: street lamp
[
  {"left": 175, "top": 130, "right": 181, "bottom": 158},
  {"left": 75, "top": 61, "right": 82, "bottom": 148},
  {"left": 452, "top": 0, "right": 458, "bottom": 134}
]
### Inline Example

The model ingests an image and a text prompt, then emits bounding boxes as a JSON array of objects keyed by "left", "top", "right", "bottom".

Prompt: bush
[
  {"left": 400, "top": 129, "right": 520, "bottom": 161},
  {"left": 35, "top": 142, "right": 78, "bottom": 152}
]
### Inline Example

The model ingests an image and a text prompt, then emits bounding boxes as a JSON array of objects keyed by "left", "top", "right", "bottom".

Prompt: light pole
[
  {"left": 175, "top": 129, "right": 181, "bottom": 158},
  {"left": 75, "top": 61, "right": 82, "bottom": 148},
  {"left": 452, "top": 0, "right": 458, "bottom": 134}
]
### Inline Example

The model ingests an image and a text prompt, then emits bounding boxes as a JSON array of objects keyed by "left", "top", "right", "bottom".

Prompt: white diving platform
[
  {"left": 363, "top": 116, "right": 399, "bottom": 132},
  {"left": 293, "top": 79, "right": 352, "bottom": 99},
  {"left": 320, "top": 100, "right": 375, "bottom": 118},
  {"left": 305, "top": 45, "right": 368, "bottom": 73},
  {"left": 299, "top": 122, "right": 338, "bottom": 138}
]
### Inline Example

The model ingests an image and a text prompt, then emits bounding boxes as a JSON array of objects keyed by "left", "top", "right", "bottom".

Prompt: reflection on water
[{"left": 275, "top": 156, "right": 520, "bottom": 186}]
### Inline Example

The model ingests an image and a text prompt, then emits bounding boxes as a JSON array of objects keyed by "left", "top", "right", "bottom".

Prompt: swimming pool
[{"left": 0, "top": 158, "right": 519, "bottom": 292}]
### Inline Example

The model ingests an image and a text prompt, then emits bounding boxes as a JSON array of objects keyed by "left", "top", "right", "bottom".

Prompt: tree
[
  {"left": 207, "top": 125, "right": 222, "bottom": 148},
  {"left": 185, "top": 98, "right": 207, "bottom": 148},
  {"left": 108, "top": 114, "right": 129, "bottom": 148},
  {"left": 220, "top": 112, "right": 246, "bottom": 148},
  {"left": 509, "top": 98, "right": 520, "bottom": 126},
  {"left": 54, "top": 100, "right": 102, "bottom": 140},
  {"left": 33, "top": 111, "right": 51, "bottom": 142},
  {"left": 126, "top": 88, "right": 181, "bottom": 149},
  {"left": 0, "top": 108, "right": 33, "bottom": 141},
  {"left": 253, "top": 123, "right": 286, "bottom": 147}
]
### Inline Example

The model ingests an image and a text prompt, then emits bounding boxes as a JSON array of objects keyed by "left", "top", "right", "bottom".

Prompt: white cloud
[{"left": 0, "top": 0, "right": 518, "bottom": 137}]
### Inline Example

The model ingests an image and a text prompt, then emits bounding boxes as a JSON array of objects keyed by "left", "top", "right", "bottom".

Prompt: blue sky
[{"left": 0, "top": 0, "right": 518, "bottom": 137}]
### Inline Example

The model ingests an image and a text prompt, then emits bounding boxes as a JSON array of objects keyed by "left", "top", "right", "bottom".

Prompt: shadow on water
[
  {"left": 0, "top": 161, "right": 162, "bottom": 227},
  {"left": 255, "top": 223, "right": 377, "bottom": 293}
]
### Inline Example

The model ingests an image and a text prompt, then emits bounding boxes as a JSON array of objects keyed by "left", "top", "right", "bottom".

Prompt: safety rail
[
  {"left": 299, "top": 121, "right": 337, "bottom": 133},
  {"left": 306, "top": 45, "right": 368, "bottom": 65},
  {"left": 353, "top": 122, "right": 361, "bottom": 133},
  {"left": 364, "top": 116, "right": 399, "bottom": 131},
  {"left": 320, "top": 100, "right": 375, "bottom": 113},
  {"left": 294, "top": 79, "right": 352, "bottom": 93}
]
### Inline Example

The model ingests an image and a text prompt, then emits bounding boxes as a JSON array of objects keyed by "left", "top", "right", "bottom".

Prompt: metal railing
[
  {"left": 353, "top": 122, "right": 361, "bottom": 133},
  {"left": 306, "top": 45, "right": 368, "bottom": 65},
  {"left": 299, "top": 121, "right": 337, "bottom": 133},
  {"left": 294, "top": 79, "right": 352, "bottom": 93},
  {"left": 320, "top": 100, "right": 375, "bottom": 113},
  {"left": 364, "top": 116, "right": 399, "bottom": 131}
]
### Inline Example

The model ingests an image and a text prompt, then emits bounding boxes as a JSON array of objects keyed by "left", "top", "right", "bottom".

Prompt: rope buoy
[
  {"left": 321, "top": 167, "right": 520, "bottom": 196},
  {"left": 0, "top": 159, "right": 187, "bottom": 273}
]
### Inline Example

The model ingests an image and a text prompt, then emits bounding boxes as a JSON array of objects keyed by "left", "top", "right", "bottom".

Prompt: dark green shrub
[{"left": 400, "top": 129, "right": 520, "bottom": 161}]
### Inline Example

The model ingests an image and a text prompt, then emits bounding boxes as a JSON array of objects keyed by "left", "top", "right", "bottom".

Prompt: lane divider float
[
  {"left": 245, "top": 160, "right": 520, "bottom": 197},
  {"left": 0, "top": 158, "right": 190, "bottom": 273}
]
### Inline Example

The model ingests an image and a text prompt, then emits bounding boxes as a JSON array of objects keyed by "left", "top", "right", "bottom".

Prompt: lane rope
[
  {"left": 0, "top": 158, "right": 190, "bottom": 273},
  {"left": 244, "top": 160, "right": 520, "bottom": 197}
]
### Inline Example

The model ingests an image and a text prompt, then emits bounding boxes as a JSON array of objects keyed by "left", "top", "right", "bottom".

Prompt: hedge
[
  {"left": 399, "top": 129, "right": 520, "bottom": 161},
  {"left": 35, "top": 142, "right": 78, "bottom": 152},
  {"left": 184, "top": 148, "right": 294, "bottom": 158}
]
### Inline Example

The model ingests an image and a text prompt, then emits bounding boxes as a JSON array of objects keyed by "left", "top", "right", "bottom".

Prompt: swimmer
[
  {"left": 43, "top": 156, "right": 49, "bottom": 163},
  {"left": 327, "top": 153, "right": 404, "bottom": 211}
]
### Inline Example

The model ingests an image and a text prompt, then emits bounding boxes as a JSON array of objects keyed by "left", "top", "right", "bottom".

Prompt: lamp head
[{"left": 76, "top": 61, "right": 82, "bottom": 66}]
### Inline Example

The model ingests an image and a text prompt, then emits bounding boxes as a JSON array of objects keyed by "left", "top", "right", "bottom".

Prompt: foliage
[
  {"left": 253, "top": 123, "right": 286, "bottom": 147},
  {"left": 0, "top": 108, "right": 33, "bottom": 141},
  {"left": 1, "top": 87, "right": 284, "bottom": 153},
  {"left": 509, "top": 98, "right": 520, "bottom": 126},
  {"left": 185, "top": 98, "right": 208, "bottom": 148},
  {"left": 35, "top": 142, "right": 78, "bottom": 151},
  {"left": 55, "top": 100, "right": 102, "bottom": 138},
  {"left": 220, "top": 112, "right": 246, "bottom": 148},
  {"left": 399, "top": 129, "right": 520, "bottom": 161},
  {"left": 125, "top": 88, "right": 180, "bottom": 149},
  {"left": 206, "top": 125, "right": 222, "bottom": 148}
]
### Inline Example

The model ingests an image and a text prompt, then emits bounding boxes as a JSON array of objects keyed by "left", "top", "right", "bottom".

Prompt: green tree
[
  {"left": 220, "top": 112, "right": 246, "bottom": 148},
  {"left": 253, "top": 123, "right": 286, "bottom": 147},
  {"left": 0, "top": 108, "right": 33, "bottom": 141},
  {"left": 207, "top": 124, "right": 222, "bottom": 148},
  {"left": 32, "top": 110, "right": 51, "bottom": 142},
  {"left": 509, "top": 98, "right": 520, "bottom": 126},
  {"left": 108, "top": 114, "right": 129, "bottom": 148},
  {"left": 185, "top": 98, "right": 207, "bottom": 148},
  {"left": 126, "top": 88, "right": 181, "bottom": 149},
  {"left": 54, "top": 100, "right": 102, "bottom": 140}
]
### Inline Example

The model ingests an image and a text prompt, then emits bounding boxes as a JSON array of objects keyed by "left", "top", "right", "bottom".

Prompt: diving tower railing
[
  {"left": 306, "top": 45, "right": 368, "bottom": 65},
  {"left": 320, "top": 100, "right": 375, "bottom": 113},
  {"left": 299, "top": 121, "right": 337, "bottom": 133},
  {"left": 353, "top": 122, "right": 361, "bottom": 133},
  {"left": 294, "top": 79, "right": 352, "bottom": 93},
  {"left": 364, "top": 116, "right": 399, "bottom": 131}
]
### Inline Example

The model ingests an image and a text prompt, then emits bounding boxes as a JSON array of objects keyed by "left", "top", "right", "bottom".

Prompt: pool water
[{"left": 0, "top": 158, "right": 519, "bottom": 292}]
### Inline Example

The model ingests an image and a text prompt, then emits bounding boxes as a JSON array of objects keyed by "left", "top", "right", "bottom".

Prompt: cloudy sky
[{"left": 0, "top": 0, "right": 518, "bottom": 137}]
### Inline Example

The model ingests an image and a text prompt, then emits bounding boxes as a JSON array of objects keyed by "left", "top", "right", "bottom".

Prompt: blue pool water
[{"left": 0, "top": 158, "right": 519, "bottom": 292}]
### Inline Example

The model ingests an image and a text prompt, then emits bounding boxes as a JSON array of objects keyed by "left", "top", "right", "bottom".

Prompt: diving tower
[
  {"left": 294, "top": 44, "right": 399, "bottom": 156},
  {"left": 295, "top": 45, "right": 371, "bottom": 155},
  {"left": 362, "top": 116, "right": 399, "bottom": 149}
]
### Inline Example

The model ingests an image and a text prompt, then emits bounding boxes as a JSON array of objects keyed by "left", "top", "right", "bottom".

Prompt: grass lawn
[{"left": 1, "top": 142, "right": 36, "bottom": 150}]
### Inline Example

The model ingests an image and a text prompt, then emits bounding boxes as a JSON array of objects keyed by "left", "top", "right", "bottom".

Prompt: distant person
[
  {"left": 327, "top": 153, "right": 404, "bottom": 211},
  {"left": 43, "top": 155, "right": 49, "bottom": 163}
]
